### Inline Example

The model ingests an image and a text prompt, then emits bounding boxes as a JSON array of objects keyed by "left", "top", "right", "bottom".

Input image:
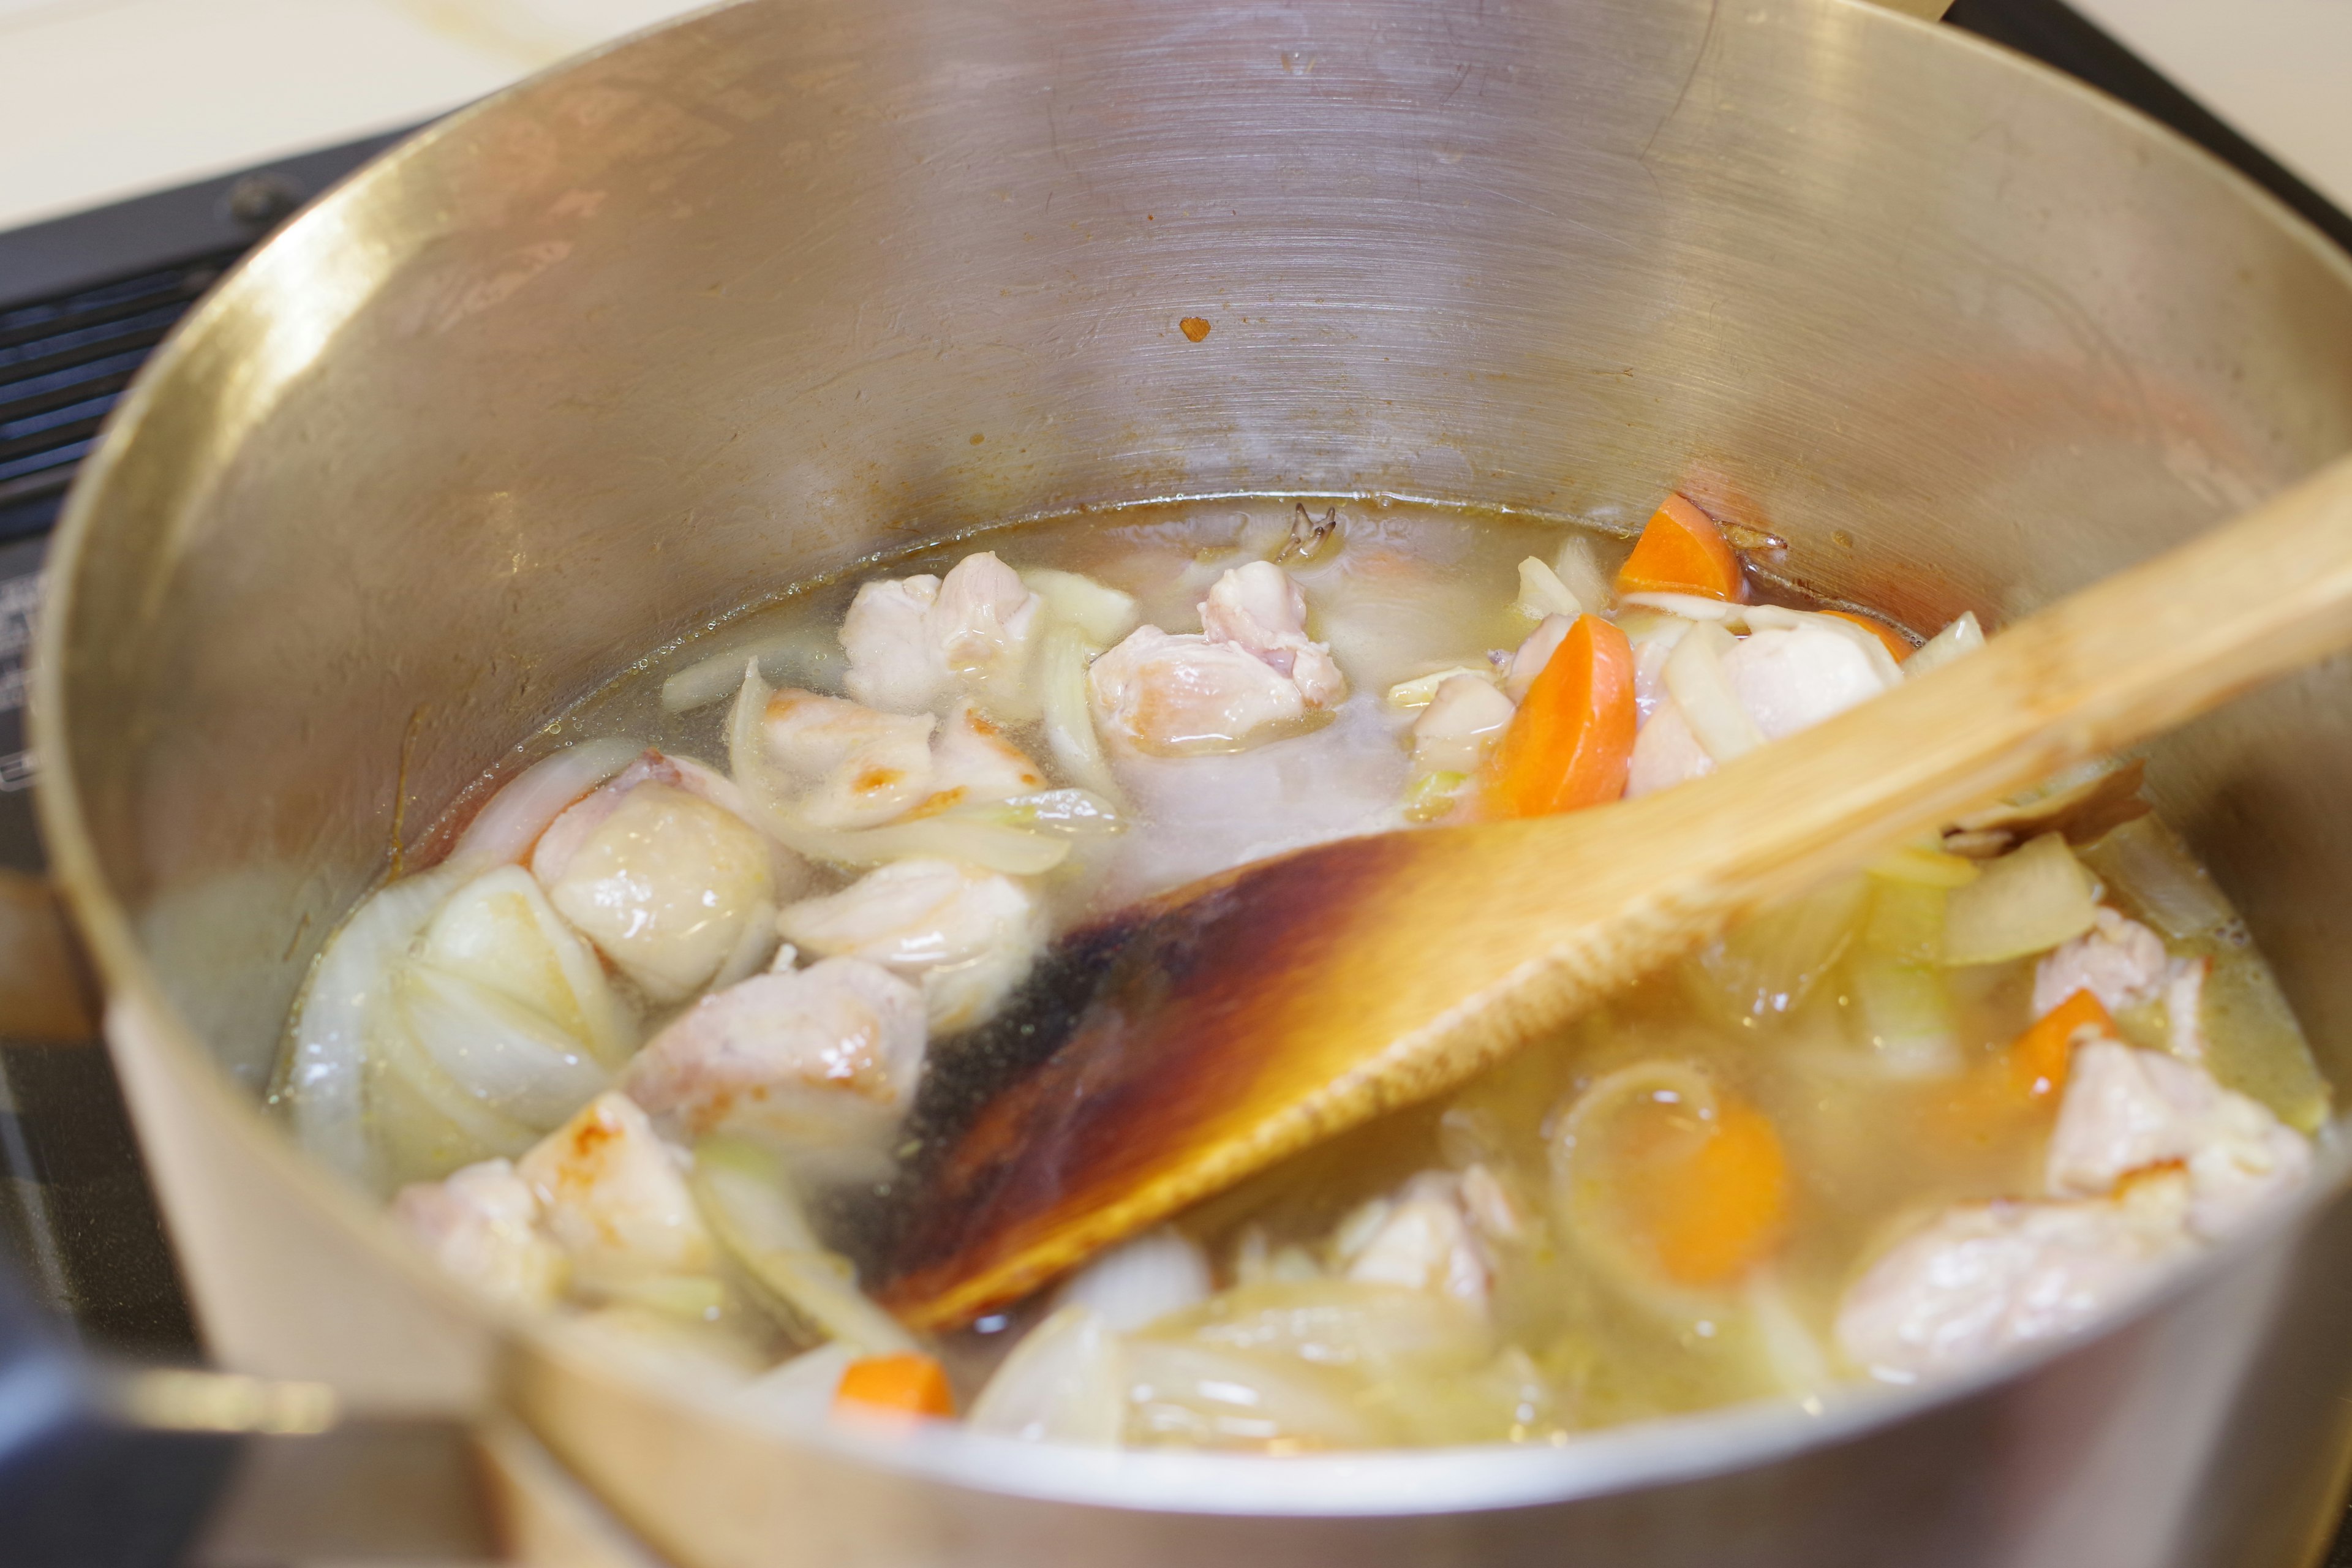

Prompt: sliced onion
[
  {"left": 369, "top": 993, "right": 541, "bottom": 1163},
  {"left": 1743, "top": 605, "right": 1905, "bottom": 690},
  {"left": 1619, "top": 591, "right": 1736, "bottom": 622},
  {"left": 1684, "top": 874, "right": 1868, "bottom": 1026},
  {"left": 392, "top": 963, "right": 612, "bottom": 1129},
  {"left": 1514, "top": 556, "right": 1584, "bottom": 620},
  {"left": 1038, "top": 624, "right": 1123, "bottom": 801},
  {"left": 2079, "top": 815, "right": 2233, "bottom": 940},
  {"left": 689, "top": 1138, "right": 916, "bottom": 1355},
  {"left": 663, "top": 629, "right": 843, "bottom": 715},
  {"left": 1845, "top": 952, "right": 1959, "bottom": 1076},
  {"left": 1940, "top": 831, "right": 2099, "bottom": 967},
  {"left": 1052, "top": 1228, "right": 1210, "bottom": 1333},
  {"left": 1662, "top": 622, "right": 1764, "bottom": 764},
  {"left": 445, "top": 739, "right": 642, "bottom": 875},
  {"left": 1551, "top": 533, "right": 1615, "bottom": 613},
  {"left": 1904, "top": 611, "right": 1986, "bottom": 677},
  {"left": 285, "top": 865, "right": 467, "bottom": 1185},
  {"left": 968, "top": 1305, "right": 1129, "bottom": 1445},
  {"left": 1744, "top": 1272, "right": 1833, "bottom": 1409},
  {"left": 735, "top": 1342, "right": 861, "bottom": 1427},
  {"left": 418, "top": 865, "right": 636, "bottom": 1068},
  {"left": 1021, "top": 568, "right": 1140, "bottom": 650},
  {"left": 1121, "top": 1338, "right": 1376, "bottom": 1450},
  {"left": 1384, "top": 665, "right": 1502, "bottom": 710}
]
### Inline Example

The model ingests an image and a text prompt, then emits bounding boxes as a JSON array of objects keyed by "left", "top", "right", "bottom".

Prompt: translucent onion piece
[
  {"left": 1904, "top": 611, "right": 1986, "bottom": 678},
  {"left": 689, "top": 1139, "right": 916, "bottom": 1355},
  {"left": 2079, "top": 815, "right": 2233, "bottom": 940},
  {"left": 369, "top": 997, "right": 541, "bottom": 1165},
  {"left": 1684, "top": 875, "right": 1868, "bottom": 1026},
  {"left": 1550, "top": 1060, "right": 1741, "bottom": 1319},
  {"left": 1053, "top": 1228, "right": 1211, "bottom": 1333},
  {"left": 1662, "top": 622, "right": 1764, "bottom": 764},
  {"left": 419, "top": 865, "right": 635, "bottom": 1068},
  {"left": 392, "top": 963, "right": 612, "bottom": 1129},
  {"left": 968, "top": 1305, "right": 1129, "bottom": 1446},
  {"left": 1742, "top": 605, "right": 1905, "bottom": 690},
  {"left": 285, "top": 865, "right": 467, "bottom": 1185},
  {"left": 1384, "top": 665, "right": 1502, "bottom": 710},
  {"left": 1868, "top": 845, "right": 1981, "bottom": 889},
  {"left": 1845, "top": 952, "right": 1960, "bottom": 1076},
  {"left": 1121, "top": 1338, "right": 1377, "bottom": 1451},
  {"left": 1150, "top": 1278, "right": 1493, "bottom": 1373},
  {"left": 1513, "top": 557, "right": 1584, "bottom": 620},
  {"left": 1744, "top": 1272, "right": 1834, "bottom": 1411},
  {"left": 446, "top": 738, "right": 641, "bottom": 875},
  {"left": 663, "top": 629, "right": 843, "bottom": 714},
  {"left": 1020, "top": 568, "right": 1140, "bottom": 650},
  {"left": 1038, "top": 624, "right": 1123, "bottom": 801},
  {"left": 1940, "top": 832, "right": 2100, "bottom": 967},
  {"left": 1619, "top": 591, "right": 1736, "bottom": 623},
  {"left": 1550, "top": 533, "right": 1615, "bottom": 614}
]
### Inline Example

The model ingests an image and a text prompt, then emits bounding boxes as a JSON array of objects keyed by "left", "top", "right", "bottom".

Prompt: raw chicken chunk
[
  {"left": 1834, "top": 1172, "right": 2196, "bottom": 1381},
  {"left": 620, "top": 957, "right": 927, "bottom": 1141},
  {"left": 539, "top": 780, "right": 784, "bottom": 1005},
  {"left": 840, "top": 551, "right": 1042, "bottom": 714},
  {"left": 775, "top": 858, "right": 1043, "bottom": 1032},
  {"left": 924, "top": 700, "right": 1049, "bottom": 810},
  {"left": 2046, "top": 1038, "right": 2310, "bottom": 1236},
  {"left": 757, "top": 689, "right": 939, "bottom": 829},
  {"left": 393, "top": 1157, "right": 568, "bottom": 1311},
  {"left": 1199, "top": 561, "right": 1348, "bottom": 706},
  {"left": 514, "top": 1091, "right": 716, "bottom": 1289},
  {"left": 1627, "top": 622, "right": 1893, "bottom": 797},
  {"left": 2032, "top": 908, "right": 2169, "bottom": 1019},
  {"left": 1337, "top": 1171, "right": 1493, "bottom": 1313},
  {"left": 1090, "top": 564, "right": 1349, "bottom": 755}
]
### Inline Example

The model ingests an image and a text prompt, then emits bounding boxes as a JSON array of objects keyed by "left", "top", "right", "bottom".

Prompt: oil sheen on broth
[{"left": 285, "top": 496, "right": 2330, "bottom": 1450}]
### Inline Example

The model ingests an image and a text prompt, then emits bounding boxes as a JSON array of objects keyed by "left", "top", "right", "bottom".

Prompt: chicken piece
[
  {"left": 514, "top": 1091, "right": 715, "bottom": 1289},
  {"left": 2045, "top": 1038, "right": 2310, "bottom": 1237},
  {"left": 1336, "top": 1172, "right": 1491, "bottom": 1313},
  {"left": 840, "top": 551, "right": 1042, "bottom": 715},
  {"left": 1090, "top": 564, "right": 1350, "bottom": 756},
  {"left": 1628, "top": 622, "right": 1893, "bottom": 797},
  {"left": 538, "top": 780, "right": 783, "bottom": 1005},
  {"left": 393, "top": 1158, "right": 568, "bottom": 1311},
  {"left": 775, "top": 858, "right": 1043, "bottom": 1032},
  {"left": 1834, "top": 1172, "right": 2196, "bottom": 1382},
  {"left": 758, "top": 688, "right": 940, "bottom": 829},
  {"left": 1411, "top": 674, "right": 1517, "bottom": 778},
  {"left": 919, "top": 700, "right": 1049, "bottom": 813},
  {"left": 620, "top": 958, "right": 927, "bottom": 1143},
  {"left": 1199, "top": 561, "right": 1348, "bottom": 706},
  {"left": 1089, "top": 628, "right": 1321, "bottom": 755},
  {"left": 1504, "top": 614, "right": 1575, "bottom": 703},
  {"left": 2032, "top": 908, "right": 2169, "bottom": 1019}
]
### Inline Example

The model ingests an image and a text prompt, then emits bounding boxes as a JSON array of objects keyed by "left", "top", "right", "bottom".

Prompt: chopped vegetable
[
  {"left": 1550, "top": 534, "right": 1615, "bottom": 612},
  {"left": 1684, "top": 875, "right": 1868, "bottom": 1025},
  {"left": 1903, "top": 611, "right": 1985, "bottom": 677},
  {"left": 1861, "top": 876, "right": 1947, "bottom": 966},
  {"left": 1514, "top": 556, "right": 1585, "bottom": 620},
  {"left": 1020, "top": 568, "right": 1140, "bottom": 649},
  {"left": 1943, "top": 761, "right": 2149, "bottom": 859},
  {"left": 2007, "top": 989, "right": 2111, "bottom": 1101},
  {"left": 835, "top": 1352, "right": 957, "bottom": 1421},
  {"left": 1482, "top": 615, "right": 1637, "bottom": 818},
  {"left": 2079, "top": 815, "right": 2233, "bottom": 940},
  {"left": 1661, "top": 620, "right": 1763, "bottom": 763},
  {"left": 1940, "top": 832, "right": 2100, "bottom": 967},
  {"left": 1385, "top": 666, "right": 1502, "bottom": 709},
  {"left": 689, "top": 1139, "right": 918, "bottom": 1355},
  {"left": 1847, "top": 951, "right": 1959, "bottom": 1076},
  {"left": 1615, "top": 494, "right": 1744, "bottom": 602},
  {"left": 1821, "top": 609, "right": 1912, "bottom": 662},
  {"left": 1868, "top": 844, "right": 1981, "bottom": 889}
]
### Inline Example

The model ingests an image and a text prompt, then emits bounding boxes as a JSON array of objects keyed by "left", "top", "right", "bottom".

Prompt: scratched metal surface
[{"left": 35, "top": 0, "right": 2352, "bottom": 1563}]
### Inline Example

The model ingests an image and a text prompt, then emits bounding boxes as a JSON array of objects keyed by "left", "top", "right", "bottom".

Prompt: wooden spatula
[{"left": 870, "top": 455, "right": 2352, "bottom": 1329}]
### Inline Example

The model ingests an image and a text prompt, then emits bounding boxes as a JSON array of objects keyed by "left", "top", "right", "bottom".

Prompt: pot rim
[{"left": 31, "top": 0, "right": 2352, "bottom": 1521}]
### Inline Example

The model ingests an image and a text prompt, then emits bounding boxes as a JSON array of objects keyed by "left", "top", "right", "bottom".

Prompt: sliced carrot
[
  {"left": 2004, "top": 987, "right": 2113, "bottom": 1102},
  {"left": 1482, "top": 616, "right": 1637, "bottom": 819},
  {"left": 1615, "top": 493, "right": 1745, "bottom": 601},
  {"left": 834, "top": 1352, "right": 957, "bottom": 1422},
  {"left": 1822, "top": 609, "right": 1913, "bottom": 663},
  {"left": 1618, "top": 1095, "right": 1792, "bottom": 1288}
]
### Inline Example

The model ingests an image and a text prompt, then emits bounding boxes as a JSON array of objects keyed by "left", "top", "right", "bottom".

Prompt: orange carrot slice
[
  {"left": 1482, "top": 615, "right": 1637, "bottom": 818},
  {"left": 1615, "top": 494, "right": 1745, "bottom": 601},
  {"left": 834, "top": 1352, "right": 957, "bottom": 1422},
  {"left": 2005, "top": 987, "right": 2113, "bottom": 1102},
  {"left": 1617, "top": 1095, "right": 1792, "bottom": 1288},
  {"left": 1822, "top": 609, "right": 1913, "bottom": 662}
]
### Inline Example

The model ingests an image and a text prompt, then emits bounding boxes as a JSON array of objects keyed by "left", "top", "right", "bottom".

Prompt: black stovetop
[{"left": 3, "top": 2, "right": 2348, "bottom": 1559}]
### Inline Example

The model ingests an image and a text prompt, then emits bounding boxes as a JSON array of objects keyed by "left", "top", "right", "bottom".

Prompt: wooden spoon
[{"left": 869, "top": 455, "right": 2352, "bottom": 1329}]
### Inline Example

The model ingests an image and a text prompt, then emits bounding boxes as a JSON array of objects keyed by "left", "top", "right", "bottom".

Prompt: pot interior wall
[{"left": 47, "top": 0, "right": 2352, "bottom": 1139}]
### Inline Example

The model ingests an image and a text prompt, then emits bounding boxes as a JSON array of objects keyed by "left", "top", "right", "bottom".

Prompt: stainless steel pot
[{"left": 34, "top": 0, "right": 2352, "bottom": 1563}]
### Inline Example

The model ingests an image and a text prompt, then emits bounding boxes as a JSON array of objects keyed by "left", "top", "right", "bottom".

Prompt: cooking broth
[{"left": 284, "top": 495, "right": 2330, "bottom": 1449}]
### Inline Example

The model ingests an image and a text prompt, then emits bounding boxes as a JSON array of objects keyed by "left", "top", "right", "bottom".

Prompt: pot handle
[{"left": 0, "top": 1261, "right": 499, "bottom": 1567}]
